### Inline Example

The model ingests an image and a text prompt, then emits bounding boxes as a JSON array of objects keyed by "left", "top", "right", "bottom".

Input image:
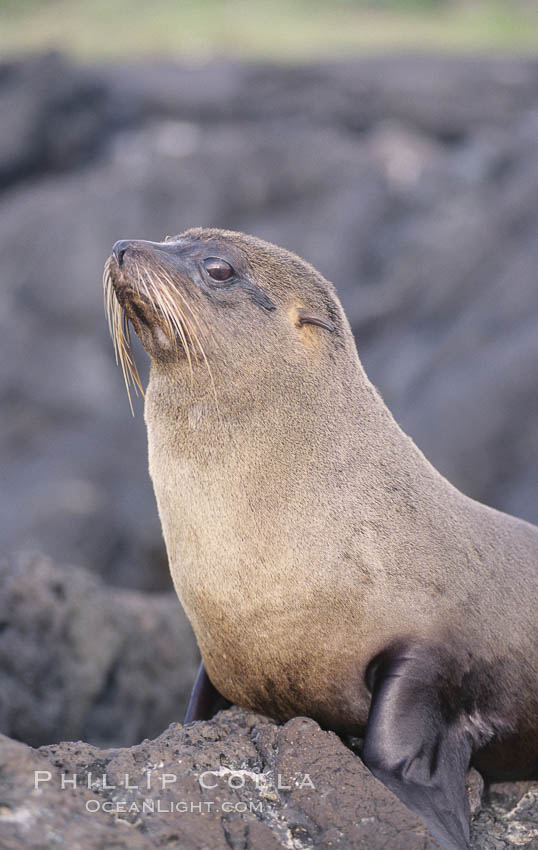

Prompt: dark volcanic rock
[
  {"left": 0, "top": 708, "right": 535, "bottom": 850},
  {"left": 98, "top": 56, "right": 538, "bottom": 139},
  {"left": 0, "top": 710, "right": 444, "bottom": 850},
  {"left": 1, "top": 54, "right": 537, "bottom": 591},
  {"left": 0, "top": 553, "right": 198, "bottom": 748},
  {"left": 0, "top": 51, "right": 124, "bottom": 190},
  {"left": 471, "top": 781, "right": 538, "bottom": 849}
]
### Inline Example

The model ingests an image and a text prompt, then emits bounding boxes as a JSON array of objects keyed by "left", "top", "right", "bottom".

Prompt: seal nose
[{"left": 113, "top": 240, "right": 131, "bottom": 267}]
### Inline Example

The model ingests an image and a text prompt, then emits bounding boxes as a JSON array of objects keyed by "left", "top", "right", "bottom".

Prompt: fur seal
[{"left": 104, "top": 228, "right": 537, "bottom": 850}]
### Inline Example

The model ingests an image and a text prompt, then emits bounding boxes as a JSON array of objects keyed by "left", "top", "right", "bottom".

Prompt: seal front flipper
[
  {"left": 362, "top": 643, "right": 473, "bottom": 850},
  {"left": 184, "top": 661, "right": 231, "bottom": 723}
]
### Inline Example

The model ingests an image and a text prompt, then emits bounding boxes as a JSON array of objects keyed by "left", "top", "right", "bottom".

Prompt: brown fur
[{"left": 107, "top": 227, "right": 538, "bottom": 774}]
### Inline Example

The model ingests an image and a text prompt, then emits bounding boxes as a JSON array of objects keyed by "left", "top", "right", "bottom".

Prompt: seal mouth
[{"left": 103, "top": 244, "right": 214, "bottom": 414}]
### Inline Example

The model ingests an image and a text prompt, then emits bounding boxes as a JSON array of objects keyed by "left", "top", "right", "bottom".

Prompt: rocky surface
[
  {"left": 1, "top": 52, "right": 537, "bottom": 590},
  {"left": 0, "top": 552, "right": 198, "bottom": 748},
  {"left": 0, "top": 51, "right": 536, "bottom": 848},
  {"left": 0, "top": 708, "right": 536, "bottom": 850}
]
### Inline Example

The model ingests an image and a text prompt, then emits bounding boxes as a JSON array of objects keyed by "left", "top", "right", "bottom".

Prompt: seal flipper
[
  {"left": 362, "top": 644, "right": 473, "bottom": 850},
  {"left": 184, "top": 661, "right": 231, "bottom": 723}
]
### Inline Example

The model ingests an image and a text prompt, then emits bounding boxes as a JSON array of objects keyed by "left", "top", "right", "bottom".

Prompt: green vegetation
[{"left": 0, "top": 0, "right": 536, "bottom": 59}]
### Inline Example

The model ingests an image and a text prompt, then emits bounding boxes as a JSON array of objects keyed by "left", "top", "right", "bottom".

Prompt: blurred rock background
[
  {"left": 2, "top": 49, "right": 537, "bottom": 593},
  {"left": 0, "top": 1, "right": 537, "bottom": 751}
]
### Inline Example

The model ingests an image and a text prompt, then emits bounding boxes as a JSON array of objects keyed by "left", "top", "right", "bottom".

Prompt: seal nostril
[{"left": 113, "top": 240, "right": 130, "bottom": 267}]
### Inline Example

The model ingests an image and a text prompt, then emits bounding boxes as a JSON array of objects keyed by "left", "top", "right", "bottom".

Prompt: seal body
[{"left": 105, "top": 228, "right": 538, "bottom": 850}]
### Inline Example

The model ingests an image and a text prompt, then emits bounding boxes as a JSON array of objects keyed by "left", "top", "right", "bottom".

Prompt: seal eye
[{"left": 203, "top": 257, "right": 235, "bottom": 283}]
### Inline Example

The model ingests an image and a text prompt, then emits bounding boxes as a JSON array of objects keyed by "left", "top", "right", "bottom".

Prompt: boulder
[
  {"left": 0, "top": 552, "right": 198, "bottom": 748},
  {"left": 0, "top": 708, "right": 536, "bottom": 849}
]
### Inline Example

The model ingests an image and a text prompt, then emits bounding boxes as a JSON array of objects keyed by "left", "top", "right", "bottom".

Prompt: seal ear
[
  {"left": 362, "top": 643, "right": 473, "bottom": 850},
  {"left": 296, "top": 309, "right": 335, "bottom": 333}
]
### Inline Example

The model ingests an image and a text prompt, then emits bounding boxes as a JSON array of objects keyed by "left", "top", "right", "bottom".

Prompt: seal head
[{"left": 104, "top": 229, "right": 341, "bottom": 413}]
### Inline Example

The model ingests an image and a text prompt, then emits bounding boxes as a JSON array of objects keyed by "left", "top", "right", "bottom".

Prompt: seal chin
[
  {"left": 107, "top": 254, "right": 158, "bottom": 334},
  {"left": 108, "top": 254, "right": 139, "bottom": 309},
  {"left": 106, "top": 251, "right": 190, "bottom": 362}
]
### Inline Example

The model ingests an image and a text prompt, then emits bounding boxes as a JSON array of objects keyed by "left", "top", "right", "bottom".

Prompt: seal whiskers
[
  {"left": 151, "top": 262, "right": 221, "bottom": 412},
  {"left": 143, "top": 265, "right": 195, "bottom": 384},
  {"left": 103, "top": 260, "right": 143, "bottom": 414},
  {"left": 104, "top": 250, "right": 220, "bottom": 411}
]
